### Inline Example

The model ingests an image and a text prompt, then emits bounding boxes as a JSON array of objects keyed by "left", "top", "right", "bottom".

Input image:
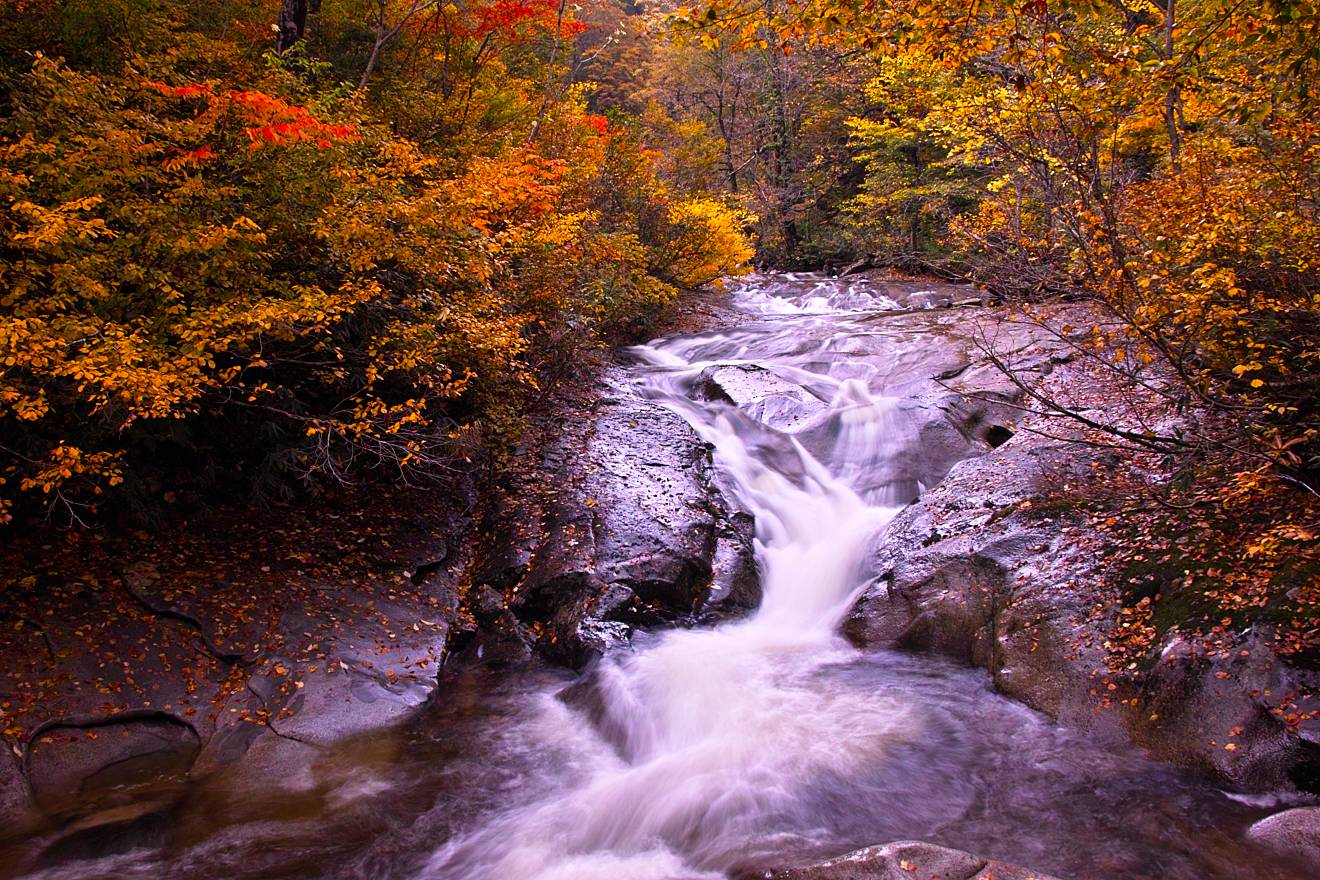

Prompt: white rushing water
[
  {"left": 423, "top": 276, "right": 929, "bottom": 879},
  {"left": 12, "top": 275, "right": 1293, "bottom": 880}
]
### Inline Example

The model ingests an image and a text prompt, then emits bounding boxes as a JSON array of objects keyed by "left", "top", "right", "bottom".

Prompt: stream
[{"left": 14, "top": 275, "right": 1301, "bottom": 880}]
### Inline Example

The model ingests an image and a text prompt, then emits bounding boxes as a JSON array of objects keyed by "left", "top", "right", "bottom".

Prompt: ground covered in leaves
[{"left": 0, "top": 479, "right": 464, "bottom": 761}]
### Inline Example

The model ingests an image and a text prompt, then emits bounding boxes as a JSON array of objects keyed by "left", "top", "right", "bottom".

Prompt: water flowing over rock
[
  {"left": 3, "top": 273, "right": 1308, "bottom": 880},
  {"left": 415, "top": 274, "right": 1300, "bottom": 880},
  {"left": 844, "top": 347, "right": 1320, "bottom": 794},
  {"left": 452, "top": 370, "right": 755, "bottom": 668}
]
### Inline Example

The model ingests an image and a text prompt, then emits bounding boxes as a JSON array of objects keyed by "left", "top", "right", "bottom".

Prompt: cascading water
[
  {"left": 11, "top": 274, "right": 1303, "bottom": 880},
  {"left": 411, "top": 275, "right": 1295, "bottom": 880},
  {"left": 423, "top": 280, "right": 919, "bottom": 879}
]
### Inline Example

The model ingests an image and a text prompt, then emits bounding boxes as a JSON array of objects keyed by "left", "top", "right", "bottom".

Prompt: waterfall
[{"left": 422, "top": 276, "right": 920, "bottom": 879}]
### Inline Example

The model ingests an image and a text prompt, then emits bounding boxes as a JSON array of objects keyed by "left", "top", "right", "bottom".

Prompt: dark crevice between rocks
[
  {"left": 409, "top": 542, "right": 450, "bottom": 586},
  {"left": 33, "top": 804, "right": 171, "bottom": 870},
  {"left": 1289, "top": 740, "right": 1320, "bottom": 796},
  {"left": 985, "top": 423, "right": 1014, "bottom": 448}
]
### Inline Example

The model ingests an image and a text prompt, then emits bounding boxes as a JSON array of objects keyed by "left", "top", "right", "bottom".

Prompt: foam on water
[
  {"left": 13, "top": 274, "right": 1297, "bottom": 880},
  {"left": 420, "top": 278, "right": 922, "bottom": 879}
]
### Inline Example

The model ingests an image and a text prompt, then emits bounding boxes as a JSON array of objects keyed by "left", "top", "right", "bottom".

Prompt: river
[{"left": 14, "top": 274, "right": 1299, "bottom": 880}]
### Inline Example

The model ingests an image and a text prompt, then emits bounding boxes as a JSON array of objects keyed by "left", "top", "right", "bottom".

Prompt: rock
[
  {"left": 793, "top": 395, "right": 999, "bottom": 507},
  {"left": 702, "top": 511, "right": 761, "bottom": 615},
  {"left": 1133, "top": 633, "right": 1313, "bottom": 791},
  {"left": 1246, "top": 807, "right": 1320, "bottom": 873},
  {"left": 756, "top": 841, "right": 1061, "bottom": 880},
  {"left": 0, "top": 746, "right": 39, "bottom": 838},
  {"left": 837, "top": 256, "right": 874, "bottom": 277},
  {"left": 34, "top": 800, "right": 171, "bottom": 868},
  {"left": 469, "top": 369, "right": 757, "bottom": 668},
  {"left": 26, "top": 714, "right": 200, "bottom": 818},
  {"left": 193, "top": 727, "right": 322, "bottom": 805},
  {"left": 696, "top": 364, "right": 828, "bottom": 431},
  {"left": 267, "top": 668, "right": 433, "bottom": 747},
  {"left": 846, "top": 345, "right": 1319, "bottom": 790}
]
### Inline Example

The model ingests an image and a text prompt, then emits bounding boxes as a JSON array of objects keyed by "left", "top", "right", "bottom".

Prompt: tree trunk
[
  {"left": 277, "top": 0, "right": 309, "bottom": 53},
  {"left": 764, "top": 25, "right": 796, "bottom": 260},
  {"left": 1162, "top": 0, "right": 1182, "bottom": 169}
]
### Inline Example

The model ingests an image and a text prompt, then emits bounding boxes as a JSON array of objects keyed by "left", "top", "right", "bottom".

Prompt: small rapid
[
  {"left": 423, "top": 279, "right": 914, "bottom": 878},
  {"left": 411, "top": 275, "right": 1297, "bottom": 879},
  {"left": 9, "top": 274, "right": 1301, "bottom": 880}
]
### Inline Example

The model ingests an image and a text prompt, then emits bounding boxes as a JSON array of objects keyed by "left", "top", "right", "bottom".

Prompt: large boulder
[
  {"left": 1246, "top": 807, "right": 1320, "bottom": 874},
  {"left": 847, "top": 349, "right": 1320, "bottom": 792},
  {"left": 755, "top": 841, "right": 1060, "bottom": 880},
  {"left": 458, "top": 369, "right": 758, "bottom": 668},
  {"left": 845, "top": 434, "right": 1117, "bottom": 736},
  {"left": 1132, "top": 633, "right": 1317, "bottom": 791}
]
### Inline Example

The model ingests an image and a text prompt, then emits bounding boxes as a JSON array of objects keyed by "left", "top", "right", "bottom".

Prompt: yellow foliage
[{"left": 0, "top": 26, "right": 751, "bottom": 521}]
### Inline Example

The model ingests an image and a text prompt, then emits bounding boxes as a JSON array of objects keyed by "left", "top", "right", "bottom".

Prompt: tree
[{"left": 277, "top": 0, "right": 318, "bottom": 52}]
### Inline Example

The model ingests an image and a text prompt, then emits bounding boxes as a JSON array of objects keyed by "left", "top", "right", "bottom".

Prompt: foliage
[
  {"left": 670, "top": 0, "right": 1320, "bottom": 672},
  {"left": 0, "top": 0, "right": 750, "bottom": 525}
]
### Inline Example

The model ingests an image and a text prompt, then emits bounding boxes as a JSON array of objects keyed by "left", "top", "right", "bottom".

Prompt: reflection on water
[{"left": 8, "top": 275, "right": 1307, "bottom": 880}]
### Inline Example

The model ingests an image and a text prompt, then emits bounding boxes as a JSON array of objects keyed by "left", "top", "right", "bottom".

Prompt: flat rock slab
[
  {"left": 757, "top": 841, "right": 1060, "bottom": 880},
  {"left": 697, "top": 363, "right": 829, "bottom": 431},
  {"left": 0, "top": 483, "right": 464, "bottom": 833}
]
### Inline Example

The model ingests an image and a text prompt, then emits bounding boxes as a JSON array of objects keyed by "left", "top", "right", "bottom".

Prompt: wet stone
[{"left": 755, "top": 841, "right": 1062, "bottom": 880}]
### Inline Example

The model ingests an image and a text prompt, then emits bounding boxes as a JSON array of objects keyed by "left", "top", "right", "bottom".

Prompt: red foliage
[
  {"left": 410, "top": 0, "right": 591, "bottom": 42},
  {"left": 582, "top": 113, "right": 611, "bottom": 136},
  {"left": 146, "top": 81, "right": 358, "bottom": 151}
]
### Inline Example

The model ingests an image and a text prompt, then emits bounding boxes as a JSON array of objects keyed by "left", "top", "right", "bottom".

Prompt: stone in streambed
[
  {"left": 846, "top": 346, "right": 1320, "bottom": 791},
  {"left": 25, "top": 715, "right": 200, "bottom": 819},
  {"left": 469, "top": 369, "right": 758, "bottom": 668},
  {"left": 756, "top": 841, "right": 1061, "bottom": 880},
  {"left": 1246, "top": 807, "right": 1320, "bottom": 873},
  {"left": 702, "top": 510, "right": 760, "bottom": 615},
  {"left": 695, "top": 364, "right": 828, "bottom": 431}
]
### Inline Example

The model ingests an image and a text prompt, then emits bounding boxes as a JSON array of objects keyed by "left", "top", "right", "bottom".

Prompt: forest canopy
[
  {"left": 0, "top": 0, "right": 753, "bottom": 525},
  {"left": 655, "top": 0, "right": 1319, "bottom": 666},
  {"left": 1, "top": 0, "right": 1317, "bottom": 611}
]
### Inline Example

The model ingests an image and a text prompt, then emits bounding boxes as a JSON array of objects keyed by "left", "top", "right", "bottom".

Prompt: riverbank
[
  {"left": 3, "top": 272, "right": 1317, "bottom": 879},
  {"left": 0, "top": 284, "right": 741, "bottom": 852}
]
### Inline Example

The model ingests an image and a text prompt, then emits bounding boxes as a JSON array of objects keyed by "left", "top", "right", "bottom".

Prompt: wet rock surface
[
  {"left": 755, "top": 841, "right": 1061, "bottom": 880},
  {"left": 696, "top": 364, "right": 829, "bottom": 431},
  {"left": 845, "top": 432, "right": 1118, "bottom": 735},
  {"left": 1246, "top": 807, "right": 1320, "bottom": 873},
  {"left": 4, "top": 273, "right": 1315, "bottom": 879},
  {"left": 26, "top": 714, "right": 199, "bottom": 818},
  {"left": 0, "top": 486, "right": 466, "bottom": 849},
  {"left": 846, "top": 350, "right": 1320, "bottom": 795},
  {"left": 454, "top": 365, "right": 755, "bottom": 668}
]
